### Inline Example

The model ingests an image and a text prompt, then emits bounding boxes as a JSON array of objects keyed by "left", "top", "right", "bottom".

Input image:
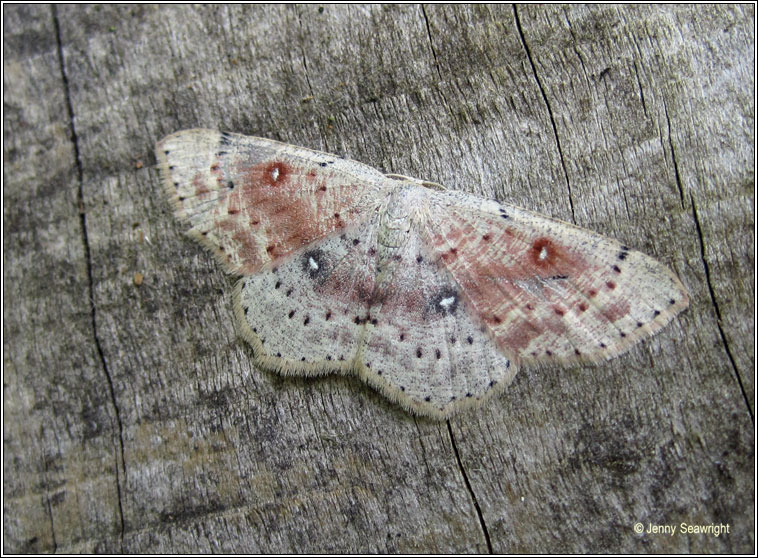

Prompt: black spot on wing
[{"left": 220, "top": 132, "right": 234, "bottom": 146}]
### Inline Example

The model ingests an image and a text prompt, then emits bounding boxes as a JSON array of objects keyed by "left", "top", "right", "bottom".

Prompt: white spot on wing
[{"left": 439, "top": 296, "right": 456, "bottom": 310}]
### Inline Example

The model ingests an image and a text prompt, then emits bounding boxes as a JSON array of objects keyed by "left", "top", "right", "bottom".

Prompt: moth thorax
[{"left": 377, "top": 187, "right": 423, "bottom": 249}]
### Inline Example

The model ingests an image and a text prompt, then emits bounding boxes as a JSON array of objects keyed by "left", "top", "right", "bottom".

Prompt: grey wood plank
[{"left": 3, "top": 4, "right": 753, "bottom": 553}]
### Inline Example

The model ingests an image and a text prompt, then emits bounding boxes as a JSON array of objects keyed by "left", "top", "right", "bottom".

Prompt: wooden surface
[{"left": 3, "top": 4, "right": 754, "bottom": 553}]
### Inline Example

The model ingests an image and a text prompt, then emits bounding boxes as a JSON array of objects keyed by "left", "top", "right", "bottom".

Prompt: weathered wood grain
[{"left": 3, "top": 4, "right": 753, "bottom": 553}]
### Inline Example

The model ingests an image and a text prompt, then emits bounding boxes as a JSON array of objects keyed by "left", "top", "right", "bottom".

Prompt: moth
[{"left": 156, "top": 129, "right": 689, "bottom": 419}]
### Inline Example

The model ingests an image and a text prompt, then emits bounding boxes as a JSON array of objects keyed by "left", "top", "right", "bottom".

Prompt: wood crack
[
  {"left": 447, "top": 421, "right": 493, "bottom": 553},
  {"left": 421, "top": 5, "right": 443, "bottom": 81},
  {"left": 513, "top": 5, "right": 576, "bottom": 224},
  {"left": 689, "top": 192, "right": 753, "bottom": 422},
  {"left": 52, "top": 5, "right": 127, "bottom": 549},
  {"left": 661, "top": 96, "right": 687, "bottom": 210}
]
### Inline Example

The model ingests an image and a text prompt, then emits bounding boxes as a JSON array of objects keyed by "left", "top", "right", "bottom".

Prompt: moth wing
[
  {"left": 156, "top": 129, "right": 388, "bottom": 274},
  {"left": 419, "top": 190, "right": 689, "bottom": 366},
  {"left": 358, "top": 226, "right": 516, "bottom": 419},
  {"left": 236, "top": 220, "right": 382, "bottom": 375}
]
